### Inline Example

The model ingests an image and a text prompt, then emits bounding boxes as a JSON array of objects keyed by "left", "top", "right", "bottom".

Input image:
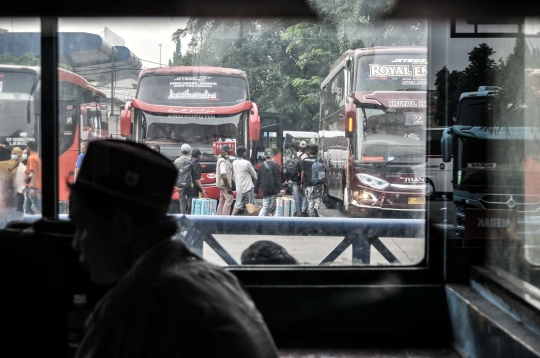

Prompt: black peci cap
[{"left": 69, "top": 140, "right": 177, "bottom": 216}]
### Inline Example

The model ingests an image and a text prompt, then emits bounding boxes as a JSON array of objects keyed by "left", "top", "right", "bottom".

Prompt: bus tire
[
  {"left": 323, "top": 191, "right": 336, "bottom": 209},
  {"left": 426, "top": 178, "right": 436, "bottom": 200}
]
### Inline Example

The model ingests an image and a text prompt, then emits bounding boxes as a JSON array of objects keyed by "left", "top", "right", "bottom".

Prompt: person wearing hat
[
  {"left": 257, "top": 148, "right": 285, "bottom": 216},
  {"left": 173, "top": 143, "right": 193, "bottom": 214},
  {"left": 216, "top": 144, "right": 234, "bottom": 215},
  {"left": 300, "top": 144, "right": 325, "bottom": 217},
  {"left": 288, "top": 142, "right": 308, "bottom": 217},
  {"left": 298, "top": 141, "right": 308, "bottom": 159},
  {"left": 69, "top": 140, "right": 278, "bottom": 357}
]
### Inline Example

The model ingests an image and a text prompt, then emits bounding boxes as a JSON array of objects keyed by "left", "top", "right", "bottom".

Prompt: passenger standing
[
  {"left": 298, "top": 141, "right": 309, "bottom": 216},
  {"left": 216, "top": 144, "right": 234, "bottom": 215},
  {"left": 74, "top": 140, "right": 89, "bottom": 182},
  {"left": 288, "top": 142, "right": 305, "bottom": 217},
  {"left": 24, "top": 141, "right": 42, "bottom": 214},
  {"left": 300, "top": 144, "right": 324, "bottom": 217},
  {"left": 258, "top": 148, "right": 285, "bottom": 216},
  {"left": 174, "top": 144, "right": 192, "bottom": 214},
  {"left": 187, "top": 148, "right": 207, "bottom": 211},
  {"left": 8, "top": 147, "right": 25, "bottom": 211},
  {"left": 231, "top": 146, "right": 257, "bottom": 215}
]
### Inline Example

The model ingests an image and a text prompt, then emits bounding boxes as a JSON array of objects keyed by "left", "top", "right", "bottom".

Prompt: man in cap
[
  {"left": 216, "top": 144, "right": 234, "bottom": 215},
  {"left": 297, "top": 141, "right": 309, "bottom": 216},
  {"left": 257, "top": 148, "right": 285, "bottom": 216},
  {"left": 69, "top": 140, "right": 278, "bottom": 357},
  {"left": 174, "top": 143, "right": 192, "bottom": 214},
  {"left": 287, "top": 142, "right": 307, "bottom": 217},
  {"left": 300, "top": 144, "right": 325, "bottom": 217}
]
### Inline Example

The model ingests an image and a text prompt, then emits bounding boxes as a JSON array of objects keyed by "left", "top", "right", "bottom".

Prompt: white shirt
[
  {"left": 15, "top": 163, "right": 27, "bottom": 193},
  {"left": 233, "top": 158, "right": 257, "bottom": 193}
]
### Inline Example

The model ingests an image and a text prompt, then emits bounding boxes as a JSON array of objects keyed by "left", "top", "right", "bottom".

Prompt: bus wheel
[
  {"left": 426, "top": 179, "right": 436, "bottom": 200},
  {"left": 324, "top": 190, "right": 336, "bottom": 209}
]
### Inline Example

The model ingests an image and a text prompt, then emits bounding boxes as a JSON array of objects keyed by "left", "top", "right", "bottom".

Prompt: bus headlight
[{"left": 356, "top": 174, "right": 390, "bottom": 190}]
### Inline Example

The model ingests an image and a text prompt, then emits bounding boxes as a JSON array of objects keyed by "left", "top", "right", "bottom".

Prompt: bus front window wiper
[{"left": 373, "top": 150, "right": 424, "bottom": 169}]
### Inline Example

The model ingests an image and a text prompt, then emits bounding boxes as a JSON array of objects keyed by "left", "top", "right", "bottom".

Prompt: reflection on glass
[{"left": 433, "top": 18, "right": 540, "bottom": 272}]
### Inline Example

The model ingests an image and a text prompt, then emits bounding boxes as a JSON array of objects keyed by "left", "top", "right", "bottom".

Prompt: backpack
[
  {"left": 311, "top": 158, "right": 326, "bottom": 185},
  {"left": 176, "top": 160, "right": 194, "bottom": 189},
  {"left": 284, "top": 154, "right": 301, "bottom": 180}
]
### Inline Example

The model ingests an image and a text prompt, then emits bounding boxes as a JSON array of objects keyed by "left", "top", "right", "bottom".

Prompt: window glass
[
  {"left": 432, "top": 17, "right": 540, "bottom": 279},
  {"left": 0, "top": 18, "right": 41, "bottom": 225},
  {"left": 54, "top": 11, "right": 429, "bottom": 267}
]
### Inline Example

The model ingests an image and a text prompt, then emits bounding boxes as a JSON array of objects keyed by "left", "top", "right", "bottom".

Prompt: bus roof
[
  {"left": 138, "top": 66, "right": 248, "bottom": 81},
  {"left": 0, "top": 64, "right": 40, "bottom": 75},
  {"left": 58, "top": 68, "right": 106, "bottom": 98}
]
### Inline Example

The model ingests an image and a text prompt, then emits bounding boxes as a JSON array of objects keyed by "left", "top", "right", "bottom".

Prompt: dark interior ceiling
[
  {"left": 3, "top": 0, "right": 317, "bottom": 17},
  {"left": 386, "top": 0, "right": 539, "bottom": 19}
]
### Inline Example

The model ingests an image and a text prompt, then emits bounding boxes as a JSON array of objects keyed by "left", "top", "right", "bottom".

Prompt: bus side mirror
[
  {"left": 441, "top": 128, "right": 453, "bottom": 163},
  {"left": 345, "top": 97, "right": 356, "bottom": 138},
  {"left": 250, "top": 102, "right": 261, "bottom": 142},
  {"left": 120, "top": 102, "right": 132, "bottom": 138}
]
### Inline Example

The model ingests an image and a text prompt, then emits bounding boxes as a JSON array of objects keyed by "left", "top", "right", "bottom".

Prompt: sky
[{"left": 0, "top": 17, "right": 190, "bottom": 69}]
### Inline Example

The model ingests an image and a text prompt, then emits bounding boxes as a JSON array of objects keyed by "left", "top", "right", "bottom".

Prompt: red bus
[
  {"left": 57, "top": 69, "right": 109, "bottom": 212},
  {"left": 319, "top": 47, "right": 428, "bottom": 218},
  {"left": 120, "top": 66, "right": 275, "bottom": 201},
  {"left": 0, "top": 65, "right": 109, "bottom": 214}
]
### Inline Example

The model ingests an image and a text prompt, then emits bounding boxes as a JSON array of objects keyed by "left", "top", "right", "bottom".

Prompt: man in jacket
[
  {"left": 216, "top": 144, "right": 234, "bottom": 215},
  {"left": 173, "top": 143, "right": 192, "bottom": 214},
  {"left": 258, "top": 148, "right": 285, "bottom": 216},
  {"left": 232, "top": 145, "right": 257, "bottom": 215},
  {"left": 300, "top": 144, "right": 324, "bottom": 217},
  {"left": 69, "top": 140, "right": 278, "bottom": 358}
]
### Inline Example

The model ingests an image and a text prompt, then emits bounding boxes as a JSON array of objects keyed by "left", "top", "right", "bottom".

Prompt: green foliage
[
  {"left": 0, "top": 52, "right": 72, "bottom": 71},
  {"left": 170, "top": 0, "right": 427, "bottom": 131},
  {"left": 435, "top": 39, "right": 540, "bottom": 128},
  {"left": 0, "top": 52, "right": 39, "bottom": 66}
]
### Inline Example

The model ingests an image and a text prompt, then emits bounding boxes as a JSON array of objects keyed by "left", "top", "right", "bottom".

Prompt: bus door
[{"left": 58, "top": 99, "right": 79, "bottom": 208}]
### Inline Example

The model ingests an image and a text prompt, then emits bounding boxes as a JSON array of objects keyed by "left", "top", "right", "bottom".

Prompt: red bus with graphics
[
  {"left": 120, "top": 66, "right": 270, "bottom": 201},
  {"left": 0, "top": 65, "right": 108, "bottom": 213},
  {"left": 319, "top": 47, "right": 429, "bottom": 218}
]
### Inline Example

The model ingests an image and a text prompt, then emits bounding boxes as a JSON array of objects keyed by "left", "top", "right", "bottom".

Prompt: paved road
[{"left": 200, "top": 196, "right": 455, "bottom": 267}]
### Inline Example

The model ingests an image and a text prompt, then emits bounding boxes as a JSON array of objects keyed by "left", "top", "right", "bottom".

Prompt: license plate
[{"left": 408, "top": 197, "right": 425, "bottom": 205}]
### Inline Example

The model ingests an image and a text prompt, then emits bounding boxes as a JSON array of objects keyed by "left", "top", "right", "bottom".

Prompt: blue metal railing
[{"left": 170, "top": 215, "right": 425, "bottom": 266}]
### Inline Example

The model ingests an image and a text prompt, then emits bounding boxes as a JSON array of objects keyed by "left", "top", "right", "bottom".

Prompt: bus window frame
[{"left": 32, "top": 17, "right": 442, "bottom": 288}]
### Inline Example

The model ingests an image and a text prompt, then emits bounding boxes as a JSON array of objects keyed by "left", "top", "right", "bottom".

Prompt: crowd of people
[
  {"left": 158, "top": 140, "right": 325, "bottom": 217},
  {"left": 5, "top": 141, "right": 42, "bottom": 215}
]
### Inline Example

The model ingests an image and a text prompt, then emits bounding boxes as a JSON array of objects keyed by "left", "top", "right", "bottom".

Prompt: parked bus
[
  {"left": 441, "top": 88, "right": 540, "bottom": 237},
  {"left": 120, "top": 66, "right": 267, "bottom": 200},
  {"left": 57, "top": 69, "right": 109, "bottom": 212},
  {"left": 0, "top": 65, "right": 108, "bottom": 213},
  {"left": 319, "top": 47, "right": 429, "bottom": 217}
]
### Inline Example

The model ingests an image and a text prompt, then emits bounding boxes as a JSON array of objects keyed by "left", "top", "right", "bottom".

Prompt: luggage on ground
[{"left": 191, "top": 198, "right": 217, "bottom": 215}]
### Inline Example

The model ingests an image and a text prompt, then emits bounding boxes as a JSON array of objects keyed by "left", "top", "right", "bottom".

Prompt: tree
[{"left": 169, "top": 0, "right": 427, "bottom": 131}]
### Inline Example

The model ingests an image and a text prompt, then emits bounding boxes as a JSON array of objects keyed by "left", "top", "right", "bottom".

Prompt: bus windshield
[
  {"left": 137, "top": 75, "right": 248, "bottom": 107},
  {"left": 0, "top": 70, "right": 38, "bottom": 146},
  {"left": 361, "top": 108, "right": 426, "bottom": 163},
  {"left": 141, "top": 112, "right": 241, "bottom": 157},
  {"left": 357, "top": 54, "right": 428, "bottom": 91}
]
